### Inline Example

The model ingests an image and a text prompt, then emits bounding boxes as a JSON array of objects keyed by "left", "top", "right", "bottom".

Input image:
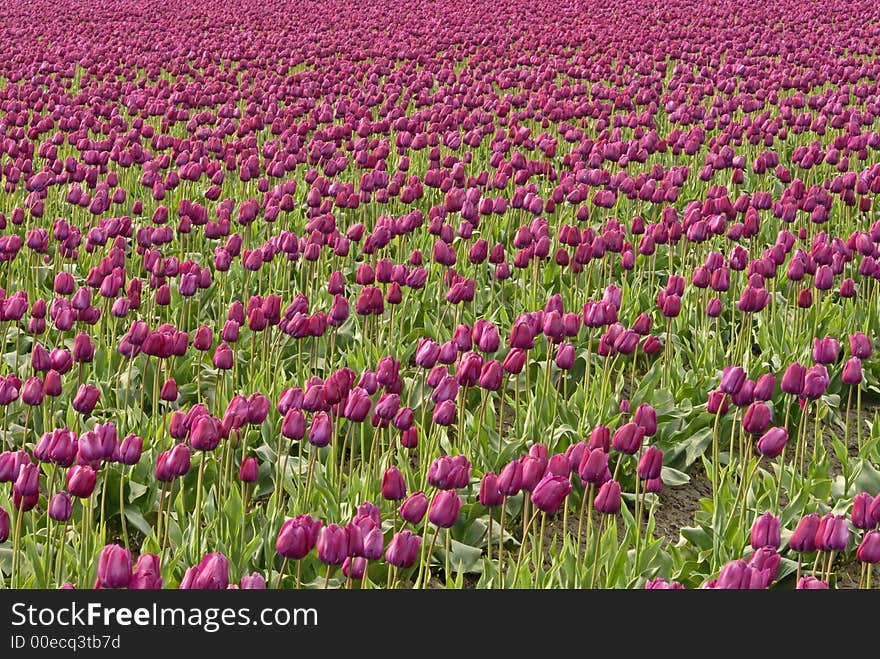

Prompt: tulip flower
[
  {"left": 750, "top": 513, "right": 781, "bottom": 549},
  {"left": 381, "top": 466, "right": 406, "bottom": 501},
  {"left": 400, "top": 491, "right": 429, "bottom": 524},
  {"left": 428, "top": 490, "right": 462, "bottom": 528},
  {"left": 530, "top": 474, "right": 572, "bottom": 513},
  {"left": 385, "top": 530, "right": 422, "bottom": 569},
  {"left": 97, "top": 544, "right": 132, "bottom": 589}
]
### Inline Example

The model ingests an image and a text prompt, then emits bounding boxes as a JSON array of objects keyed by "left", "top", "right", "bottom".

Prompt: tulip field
[{"left": 2, "top": 0, "right": 880, "bottom": 591}]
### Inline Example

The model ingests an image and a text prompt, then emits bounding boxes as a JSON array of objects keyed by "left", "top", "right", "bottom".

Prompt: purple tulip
[
  {"left": 530, "top": 473, "right": 572, "bottom": 513},
  {"left": 428, "top": 490, "right": 462, "bottom": 528},
  {"left": 276, "top": 515, "right": 323, "bottom": 560},
  {"left": 97, "top": 544, "right": 132, "bottom": 589},
  {"left": 317, "top": 524, "right": 348, "bottom": 565},
  {"left": 129, "top": 554, "right": 162, "bottom": 589},
  {"left": 385, "top": 530, "right": 422, "bottom": 568},
  {"left": 594, "top": 480, "right": 621, "bottom": 514}
]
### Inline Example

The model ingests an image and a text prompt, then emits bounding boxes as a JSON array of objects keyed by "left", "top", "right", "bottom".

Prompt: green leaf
[{"left": 661, "top": 466, "right": 690, "bottom": 486}]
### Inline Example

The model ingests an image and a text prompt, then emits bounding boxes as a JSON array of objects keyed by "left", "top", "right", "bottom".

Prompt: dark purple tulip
[
  {"left": 160, "top": 378, "right": 178, "bottom": 402},
  {"left": 612, "top": 422, "right": 645, "bottom": 455},
  {"left": 72, "top": 384, "right": 100, "bottom": 414},
  {"left": 48, "top": 491, "right": 72, "bottom": 522},
  {"left": 588, "top": 425, "right": 611, "bottom": 451},
  {"left": 780, "top": 362, "right": 806, "bottom": 395},
  {"left": 190, "top": 415, "right": 221, "bottom": 451},
  {"left": 637, "top": 446, "right": 663, "bottom": 480},
  {"left": 117, "top": 434, "right": 143, "bottom": 465},
  {"left": 239, "top": 457, "right": 259, "bottom": 483},
  {"left": 14, "top": 463, "right": 40, "bottom": 498},
  {"left": 317, "top": 524, "right": 348, "bottom": 565},
  {"left": 400, "top": 491, "right": 429, "bottom": 524},
  {"left": 849, "top": 332, "right": 872, "bottom": 359},
  {"left": 815, "top": 514, "right": 849, "bottom": 551},
  {"left": 497, "top": 460, "right": 523, "bottom": 495},
  {"left": 72, "top": 332, "right": 95, "bottom": 363},
  {"left": 565, "top": 442, "right": 586, "bottom": 474},
  {"left": 706, "top": 391, "right": 730, "bottom": 414},
  {"left": 20, "top": 376, "right": 43, "bottom": 406},
  {"left": 579, "top": 448, "right": 609, "bottom": 484},
  {"left": 841, "top": 357, "right": 863, "bottom": 385},
  {"left": 742, "top": 401, "right": 771, "bottom": 434},
  {"left": 385, "top": 530, "right": 422, "bottom": 568},
  {"left": 276, "top": 515, "right": 322, "bottom": 560},
  {"left": 184, "top": 553, "right": 230, "bottom": 590},
  {"left": 813, "top": 337, "right": 840, "bottom": 364},
  {"left": 530, "top": 474, "right": 572, "bottom": 513},
  {"left": 343, "top": 388, "right": 372, "bottom": 422},
  {"left": 192, "top": 326, "right": 212, "bottom": 351},
  {"left": 750, "top": 513, "right": 781, "bottom": 549},
  {"left": 97, "top": 545, "right": 132, "bottom": 589},
  {"left": 428, "top": 490, "right": 462, "bottom": 528},
  {"left": 796, "top": 576, "right": 829, "bottom": 589},
  {"left": 790, "top": 514, "right": 821, "bottom": 553},
  {"left": 281, "top": 408, "right": 306, "bottom": 440},
  {"left": 720, "top": 366, "right": 747, "bottom": 395},
  {"left": 239, "top": 572, "right": 266, "bottom": 590},
  {"left": 43, "top": 370, "right": 62, "bottom": 398},
  {"left": 633, "top": 403, "right": 657, "bottom": 436},
  {"left": 594, "top": 480, "right": 621, "bottom": 514},
  {"left": 852, "top": 493, "right": 874, "bottom": 530},
  {"left": 479, "top": 472, "right": 504, "bottom": 507},
  {"left": 756, "top": 427, "right": 788, "bottom": 458},
  {"left": 432, "top": 399, "right": 456, "bottom": 426},
  {"left": 502, "top": 348, "right": 526, "bottom": 374},
  {"left": 212, "top": 343, "right": 234, "bottom": 370},
  {"left": 129, "top": 554, "right": 163, "bottom": 590},
  {"left": 802, "top": 365, "right": 830, "bottom": 400},
  {"left": 362, "top": 527, "right": 384, "bottom": 561},
  {"left": 754, "top": 374, "right": 776, "bottom": 401},
  {"left": 167, "top": 444, "right": 191, "bottom": 476},
  {"left": 857, "top": 531, "right": 880, "bottom": 564},
  {"left": 520, "top": 454, "right": 547, "bottom": 491},
  {"left": 381, "top": 466, "right": 406, "bottom": 501},
  {"left": 0, "top": 508, "right": 8, "bottom": 542},
  {"left": 308, "top": 412, "right": 332, "bottom": 447}
]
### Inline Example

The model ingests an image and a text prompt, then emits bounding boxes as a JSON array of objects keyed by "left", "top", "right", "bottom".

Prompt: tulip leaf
[
  {"left": 660, "top": 466, "right": 690, "bottom": 486},
  {"left": 125, "top": 509, "right": 153, "bottom": 539}
]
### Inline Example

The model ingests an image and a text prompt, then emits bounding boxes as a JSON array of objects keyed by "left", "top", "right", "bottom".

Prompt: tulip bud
[
  {"left": 612, "top": 422, "right": 645, "bottom": 455},
  {"left": 852, "top": 493, "right": 875, "bottom": 530},
  {"left": 317, "top": 524, "right": 348, "bottom": 565},
  {"left": 385, "top": 530, "right": 421, "bottom": 568},
  {"left": 742, "top": 401, "right": 771, "bottom": 434},
  {"left": 594, "top": 479, "right": 621, "bottom": 514},
  {"left": 796, "top": 576, "right": 829, "bottom": 589},
  {"left": 428, "top": 490, "right": 462, "bottom": 528},
  {"left": 48, "top": 491, "right": 72, "bottom": 522},
  {"left": 239, "top": 457, "right": 259, "bottom": 483},
  {"left": 530, "top": 474, "right": 572, "bottom": 513},
  {"left": 400, "top": 491, "right": 429, "bottom": 524},
  {"left": 308, "top": 412, "right": 332, "bottom": 447},
  {"left": 750, "top": 512, "right": 781, "bottom": 549},
  {"left": 381, "top": 466, "right": 406, "bottom": 501},
  {"left": 129, "top": 553, "right": 163, "bottom": 589},
  {"left": 97, "top": 544, "right": 132, "bottom": 589},
  {"left": 857, "top": 530, "right": 880, "bottom": 564},
  {"left": 636, "top": 445, "right": 663, "bottom": 480},
  {"left": 276, "top": 515, "right": 322, "bottom": 560},
  {"left": 841, "top": 357, "right": 863, "bottom": 385},
  {"left": 756, "top": 426, "right": 788, "bottom": 458},
  {"left": 815, "top": 513, "right": 849, "bottom": 551}
]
